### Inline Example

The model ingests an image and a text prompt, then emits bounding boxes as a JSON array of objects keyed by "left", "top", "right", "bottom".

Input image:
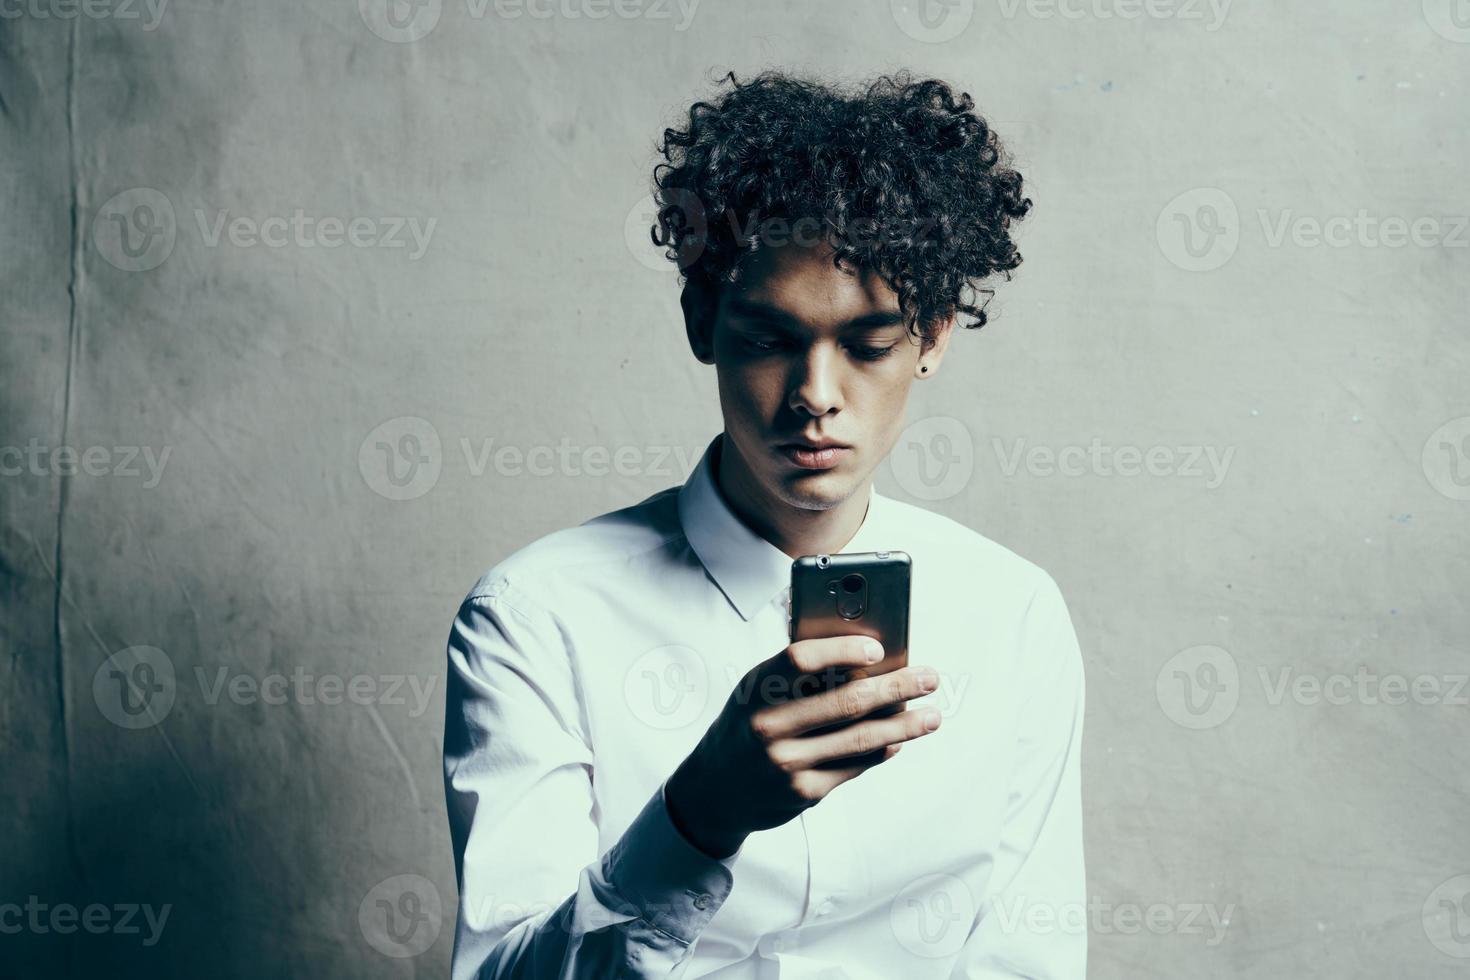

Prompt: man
[{"left": 444, "top": 69, "right": 1086, "bottom": 978}]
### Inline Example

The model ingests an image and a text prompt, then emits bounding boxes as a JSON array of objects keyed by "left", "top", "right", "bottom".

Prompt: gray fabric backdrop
[{"left": 3, "top": 1, "right": 1467, "bottom": 976}]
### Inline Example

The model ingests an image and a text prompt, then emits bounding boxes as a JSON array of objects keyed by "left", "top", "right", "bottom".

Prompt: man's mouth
[{"left": 775, "top": 441, "right": 852, "bottom": 471}]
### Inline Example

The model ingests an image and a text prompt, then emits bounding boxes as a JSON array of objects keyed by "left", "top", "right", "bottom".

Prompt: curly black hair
[{"left": 650, "top": 69, "right": 1032, "bottom": 344}]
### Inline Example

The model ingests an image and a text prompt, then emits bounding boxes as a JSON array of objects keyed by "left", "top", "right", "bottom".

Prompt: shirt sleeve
[
  {"left": 951, "top": 573, "right": 1088, "bottom": 979},
  {"left": 443, "top": 580, "right": 741, "bottom": 980}
]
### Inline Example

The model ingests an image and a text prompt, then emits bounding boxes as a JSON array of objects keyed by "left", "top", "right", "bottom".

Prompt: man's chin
[{"left": 771, "top": 467, "right": 860, "bottom": 511}]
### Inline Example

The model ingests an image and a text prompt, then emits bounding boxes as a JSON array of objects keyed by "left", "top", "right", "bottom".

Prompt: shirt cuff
[{"left": 599, "top": 779, "right": 740, "bottom": 945}]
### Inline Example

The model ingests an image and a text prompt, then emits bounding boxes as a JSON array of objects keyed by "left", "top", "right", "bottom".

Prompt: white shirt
[{"left": 444, "top": 432, "right": 1087, "bottom": 979}]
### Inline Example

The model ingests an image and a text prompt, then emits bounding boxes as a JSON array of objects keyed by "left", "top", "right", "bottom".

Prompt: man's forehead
[{"left": 726, "top": 243, "right": 902, "bottom": 324}]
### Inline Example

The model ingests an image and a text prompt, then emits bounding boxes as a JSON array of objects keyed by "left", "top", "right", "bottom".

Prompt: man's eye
[
  {"left": 849, "top": 345, "right": 896, "bottom": 361},
  {"left": 743, "top": 337, "right": 783, "bottom": 353}
]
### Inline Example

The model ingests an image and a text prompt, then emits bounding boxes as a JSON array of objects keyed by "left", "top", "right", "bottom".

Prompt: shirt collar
[{"left": 678, "top": 433, "right": 890, "bottom": 621}]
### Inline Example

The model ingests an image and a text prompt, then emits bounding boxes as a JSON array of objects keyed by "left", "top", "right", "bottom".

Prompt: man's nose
[{"left": 788, "top": 345, "right": 842, "bottom": 417}]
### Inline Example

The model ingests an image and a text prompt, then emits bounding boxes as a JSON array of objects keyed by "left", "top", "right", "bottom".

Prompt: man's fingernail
[{"left": 865, "top": 640, "right": 883, "bottom": 662}]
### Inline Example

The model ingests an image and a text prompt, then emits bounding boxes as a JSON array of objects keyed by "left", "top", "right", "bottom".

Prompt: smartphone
[{"left": 789, "top": 550, "right": 912, "bottom": 724}]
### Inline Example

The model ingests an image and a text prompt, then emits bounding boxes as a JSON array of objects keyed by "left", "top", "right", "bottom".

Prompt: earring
[{"left": 919, "top": 365, "right": 929, "bottom": 373}]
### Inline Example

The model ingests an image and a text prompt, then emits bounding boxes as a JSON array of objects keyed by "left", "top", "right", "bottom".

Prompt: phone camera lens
[{"left": 841, "top": 574, "right": 864, "bottom": 594}]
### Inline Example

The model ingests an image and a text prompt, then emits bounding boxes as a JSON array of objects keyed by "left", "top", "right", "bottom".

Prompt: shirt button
[
  {"left": 816, "top": 900, "right": 834, "bottom": 917},
  {"left": 692, "top": 893, "right": 712, "bottom": 911}
]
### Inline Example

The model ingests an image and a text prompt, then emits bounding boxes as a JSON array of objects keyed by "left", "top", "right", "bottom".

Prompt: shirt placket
[{"left": 767, "top": 583, "right": 864, "bottom": 958}]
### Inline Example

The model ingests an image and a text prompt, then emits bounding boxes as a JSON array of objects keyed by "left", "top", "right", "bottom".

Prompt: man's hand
[{"left": 664, "top": 635, "right": 941, "bottom": 859}]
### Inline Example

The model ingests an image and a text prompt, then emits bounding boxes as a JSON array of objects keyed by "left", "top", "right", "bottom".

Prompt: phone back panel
[{"left": 790, "top": 550, "right": 911, "bottom": 679}]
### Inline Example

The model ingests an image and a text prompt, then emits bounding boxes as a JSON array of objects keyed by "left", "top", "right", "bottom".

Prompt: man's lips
[{"left": 776, "top": 442, "right": 852, "bottom": 470}]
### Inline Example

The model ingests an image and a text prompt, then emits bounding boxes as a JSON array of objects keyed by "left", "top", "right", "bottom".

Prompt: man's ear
[
  {"left": 681, "top": 280, "right": 718, "bottom": 365},
  {"left": 917, "top": 313, "right": 957, "bottom": 377}
]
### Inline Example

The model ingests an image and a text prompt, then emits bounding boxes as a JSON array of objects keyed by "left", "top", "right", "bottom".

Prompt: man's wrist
[{"left": 666, "top": 759, "right": 747, "bottom": 860}]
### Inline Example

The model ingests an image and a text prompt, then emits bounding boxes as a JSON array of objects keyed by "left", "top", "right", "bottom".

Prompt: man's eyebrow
[{"left": 726, "top": 298, "right": 907, "bottom": 331}]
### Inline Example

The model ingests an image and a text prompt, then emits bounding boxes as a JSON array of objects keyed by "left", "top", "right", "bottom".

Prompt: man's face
[{"left": 689, "top": 241, "right": 952, "bottom": 513}]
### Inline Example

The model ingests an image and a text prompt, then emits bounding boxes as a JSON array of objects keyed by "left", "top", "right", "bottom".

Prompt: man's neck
[{"left": 713, "top": 433, "right": 871, "bottom": 560}]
